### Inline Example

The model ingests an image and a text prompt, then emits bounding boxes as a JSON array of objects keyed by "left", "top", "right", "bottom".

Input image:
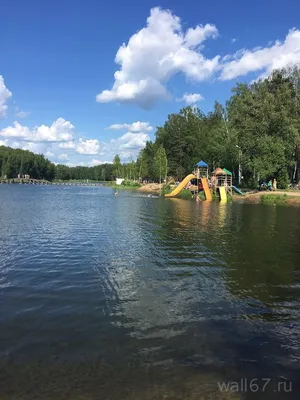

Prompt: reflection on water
[{"left": 0, "top": 185, "right": 300, "bottom": 399}]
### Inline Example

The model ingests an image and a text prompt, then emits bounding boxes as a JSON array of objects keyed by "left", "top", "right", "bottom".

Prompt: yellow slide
[
  {"left": 201, "top": 178, "right": 212, "bottom": 201},
  {"left": 165, "top": 174, "right": 196, "bottom": 197},
  {"left": 219, "top": 186, "right": 227, "bottom": 202}
]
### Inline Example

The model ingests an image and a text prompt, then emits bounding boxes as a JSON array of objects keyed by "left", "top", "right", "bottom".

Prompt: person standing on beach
[
  {"left": 273, "top": 179, "right": 277, "bottom": 191},
  {"left": 268, "top": 180, "right": 273, "bottom": 191}
]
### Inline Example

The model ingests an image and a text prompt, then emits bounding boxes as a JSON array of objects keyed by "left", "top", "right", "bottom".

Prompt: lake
[{"left": 0, "top": 185, "right": 300, "bottom": 399}]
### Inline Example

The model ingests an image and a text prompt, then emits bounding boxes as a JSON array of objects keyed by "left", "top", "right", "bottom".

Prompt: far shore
[{"left": 2, "top": 179, "right": 300, "bottom": 205}]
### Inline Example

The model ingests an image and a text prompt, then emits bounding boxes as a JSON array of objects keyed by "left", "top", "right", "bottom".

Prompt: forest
[{"left": 1, "top": 67, "right": 300, "bottom": 188}]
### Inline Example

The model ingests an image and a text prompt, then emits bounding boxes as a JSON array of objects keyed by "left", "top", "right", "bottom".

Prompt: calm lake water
[{"left": 0, "top": 185, "right": 300, "bottom": 399}]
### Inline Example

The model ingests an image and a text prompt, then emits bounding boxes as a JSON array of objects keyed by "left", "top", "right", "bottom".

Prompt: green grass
[
  {"left": 108, "top": 180, "right": 141, "bottom": 190},
  {"left": 110, "top": 185, "right": 139, "bottom": 190},
  {"left": 261, "top": 194, "right": 288, "bottom": 204},
  {"left": 121, "top": 180, "right": 141, "bottom": 187}
]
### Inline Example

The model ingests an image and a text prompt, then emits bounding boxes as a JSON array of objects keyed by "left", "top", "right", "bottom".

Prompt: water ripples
[{"left": 1, "top": 185, "right": 300, "bottom": 398}]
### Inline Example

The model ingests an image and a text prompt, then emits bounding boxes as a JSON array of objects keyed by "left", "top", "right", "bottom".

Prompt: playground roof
[
  {"left": 212, "top": 168, "right": 226, "bottom": 175},
  {"left": 195, "top": 160, "right": 208, "bottom": 167},
  {"left": 223, "top": 168, "right": 232, "bottom": 176}
]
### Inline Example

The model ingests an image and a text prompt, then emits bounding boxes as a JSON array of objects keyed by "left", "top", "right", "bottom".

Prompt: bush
[
  {"left": 161, "top": 183, "right": 172, "bottom": 195},
  {"left": 198, "top": 191, "right": 206, "bottom": 201},
  {"left": 121, "top": 180, "right": 141, "bottom": 187},
  {"left": 178, "top": 189, "right": 193, "bottom": 200}
]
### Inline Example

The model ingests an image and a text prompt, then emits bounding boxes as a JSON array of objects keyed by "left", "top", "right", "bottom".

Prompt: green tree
[
  {"left": 154, "top": 145, "right": 168, "bottom": 183},
  {"left": 113, "top": 154, "right": 122, "bottom": 178}
]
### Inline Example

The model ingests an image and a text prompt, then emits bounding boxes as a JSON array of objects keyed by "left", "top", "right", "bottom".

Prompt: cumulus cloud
[
  {"left": 8, "top": 140, "right": 49, "bottom": 154},
  {"left": 96, "top": 7, "right": 219, "bottom": 108},
  {"left": 103, "top": 132, "right": 150, "bottom": 161},
  {"left": 0, "top": 116, "right": 149, "bottom": 164},
  {"left": 117, "top": 132, "right": 150, "bottom": 149},
  {"left": 184, "top": 24, "right": 218, "bottom": 48},
  {"left": 178, "top": 93, "right": 204, "bottom": 104},
  {"left": 91, "top": 159, "right": 103, "bottom": 166},
  {"left": 0, "top": 139, "right": 9, "bottom": 147},
  {"left": 58, "top": 153, "right": 69, "bottom": 161},
  {"left": 0, "top": 76, "right": 12, "bottom": 118},
  {"left": 107, "top": 121, "right": 153, "bottom": 132},
  {"left": 0, "top": 118, "right": 74, "bottom": 142},
  {"left": 1, "top": 130, "right": 149, "bottom": 165},
  {"left": 95, "top": 8, "right": 300, "bottom": 106},
  {"left": 76, "top": 138, "right": 100, "bottom": 155},
  {"left": 91, "top": 159, "right": 112, "bottom": 166},
  {"left": 220, "top": 28, "right": 300, "bottom": 80},
  {"left": 58, "top": 141, "right": 76, "bottom": 149}
]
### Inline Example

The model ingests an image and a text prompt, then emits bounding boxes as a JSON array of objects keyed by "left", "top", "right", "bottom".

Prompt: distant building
[
  {"left": 116, "top": 178, "right": 124, "bottom": 185},
  {"left": 24, "top": 174, "right": 30, "bottom": 179}
]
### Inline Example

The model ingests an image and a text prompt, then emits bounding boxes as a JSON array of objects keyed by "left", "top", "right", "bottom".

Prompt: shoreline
[
  {"left": 233, "top": 191, "right": 300, "bottom": 206},
  {"left": 3, "top": 181, "right": 300, "bottom": 206}
]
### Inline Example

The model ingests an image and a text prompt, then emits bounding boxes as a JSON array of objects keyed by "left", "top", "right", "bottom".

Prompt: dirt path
[{"left": 137, "top": 183, "right": 163, "bottom": 193}]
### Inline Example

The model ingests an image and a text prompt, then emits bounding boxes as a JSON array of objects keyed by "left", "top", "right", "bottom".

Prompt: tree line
[
  {"left": 1, "top": 66, "right": 300, "bottom": 187},
  {"left": 0, "top": 146, "right": 115, "bottom": 182},
  {"left": 0, "top": 145, "right": 168, "bottom": 183}
]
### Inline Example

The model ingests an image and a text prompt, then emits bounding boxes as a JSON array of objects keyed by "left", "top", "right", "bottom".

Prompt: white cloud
[
  {"left": 1, "top": 130, "right": 149, "bottom": 165},
  {"left": 221, "top": 28, "right": 300, "bottom": 80},
  {"left": 66, "top": 161, "right": 86, "bottom": 167},
  {"left": 0, "top": 76, "right": 12, "bottom": 118},
  {"left": 16, "top": 110, "right": 30, "bottom": 118},
  {"left": 99, "top": 131, "right": 150, "bottom": 162},
  {"left": 91, "top": 159, "right": 103, "bottom": 166},
  {"left": 91, "top": 159, "right": 112, "bottom": 166},
  {"left": 107, "top": 121, "right": 153, "bottom": 132},
  {"left": 76, "top": 138, "right": 100, "bottom": 155},
  {"left": 118, "top": 132, "right": 150, "bottom": 149},
  {"left": 96, "top": 8, "right": 300, "bottom": 104},
  {"left": 178, "top": 92, "right": 204, "bottom": 104},
  {"left": 184, "top": 24, "right": 218, "bottom": 48},
  {"left": 0, "top": 123, "right": 31, "bottom": 140},
  {"left": 96, "top": 7, "right": 219, "bottom": 108},
  {"left": 9, "top": 141, "right": 49, "bottom": 154},
  {"left": 0, "top": 118, "right": 74, "bottom": 142},
  {"left": 58, "top": 153, "right": 69, "bottom": 161},
  {"left": 58, "top": 141, "right": 76, "bottom": 149},
  {"left": 0, "top": 139, "right": 9, "bottom": 147}
]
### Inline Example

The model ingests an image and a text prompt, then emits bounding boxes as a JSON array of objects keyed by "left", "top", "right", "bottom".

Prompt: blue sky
[{"left": 1, "top": 0, "right": 300, "bottom": 165}]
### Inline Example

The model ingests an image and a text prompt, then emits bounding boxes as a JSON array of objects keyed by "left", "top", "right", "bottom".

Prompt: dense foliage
[
  {"left": 54, "top": 163, "right": 114, "bottom": 181},
  {"left": 139, "top": 67, "right": 300, "bottom": 188},
  {"left": 0, "top": 146, "right": 56, "bottom": 181},
  {"left": 1, "top": 67, "right": 300, "bottom": 188}
]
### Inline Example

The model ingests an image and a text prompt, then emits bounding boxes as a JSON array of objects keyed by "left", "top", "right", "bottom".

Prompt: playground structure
[{"left": 165, "top": 160, "right": 243, "bottom": 201}]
